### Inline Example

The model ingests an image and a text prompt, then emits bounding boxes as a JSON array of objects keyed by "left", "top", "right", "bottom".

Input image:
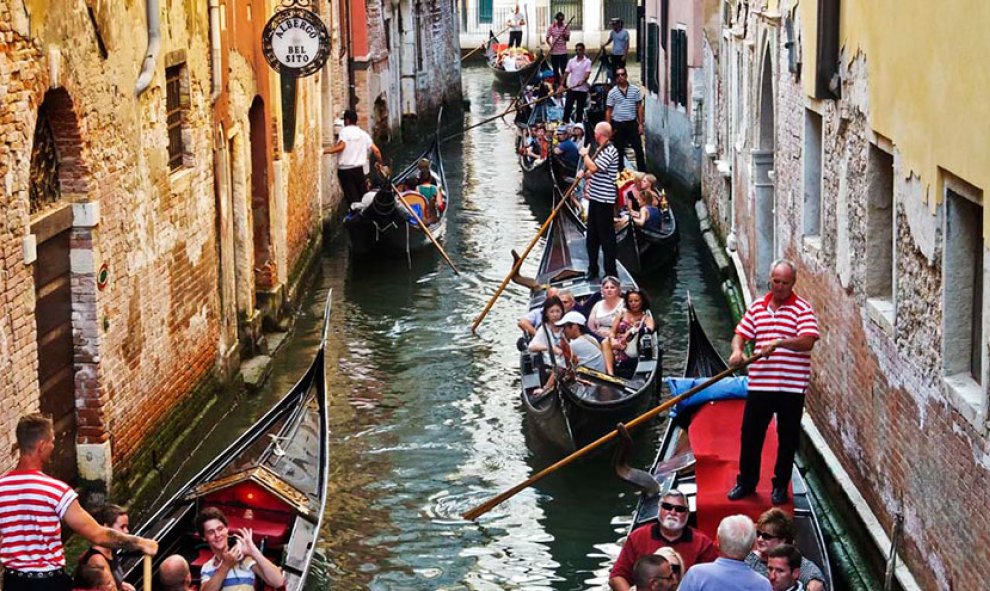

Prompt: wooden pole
[
  {"left": 143, "top": 554, "right": 152, "bottom": 591},
  {"left": 462, "top": 27, "right": 511, "bottom": 62},
  {"left": 461, "top": 353, "right": 762, "bottom": 520},
  {"left": 470, "top": 175, "right": 581, "bottom": 333}
]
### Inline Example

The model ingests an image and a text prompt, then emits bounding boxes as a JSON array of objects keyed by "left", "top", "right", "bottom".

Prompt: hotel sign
[{"left": 262, "top": 7, "right": 330, "bottom": 77}]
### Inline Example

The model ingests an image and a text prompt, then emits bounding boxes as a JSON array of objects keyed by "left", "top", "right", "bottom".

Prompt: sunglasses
[
  {"left": 756, "top": 530, "right": 781, "bottom": 541},
  {"left": 616, "top": 72, "right": 627, "bottom": 77},
  {"left": 660, "top": 502, "right": 688, "bottom": 514}
]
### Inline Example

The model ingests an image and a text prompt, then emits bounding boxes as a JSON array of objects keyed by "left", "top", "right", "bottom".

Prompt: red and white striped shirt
[
  {"left": 0, "top": 470, "right": 78, "bottom": 571},
  {"left": 736, "top": 292, "right": 819, "bottom": 394}
]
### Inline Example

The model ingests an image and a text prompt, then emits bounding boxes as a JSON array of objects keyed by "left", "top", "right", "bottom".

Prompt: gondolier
[
  {"left": 1, "top": 415, "right": 158, "bottom": 591},
  {"left": 578, "top": 121, "right": 619, "bottom": 279},
  {"left": 506, "top": 5, "right": 525, "bottom": 48},
  {"left": 727, "top": 259, "right": 820, "bottom": 506},
  {"left": 546, "top": 12, "right": 571, "bottom": 88},
  {"left": 606, "top": 67, "right": 645, "bottom": 172},
  {"left": 325, "top": 109, "right": 382, "bottom": 206},
  {"left": 563, "top": 43, "right": 592, "bottom": 123}
]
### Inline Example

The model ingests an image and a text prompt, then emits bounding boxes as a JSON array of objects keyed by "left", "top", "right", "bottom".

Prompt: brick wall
[{"left": 700, "top": 3, "right": 990, "bottom": 588}]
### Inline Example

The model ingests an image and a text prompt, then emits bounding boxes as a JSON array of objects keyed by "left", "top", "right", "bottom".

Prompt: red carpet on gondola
[{"left": 688, "top": 399, "right": 793, "bottom": 539}]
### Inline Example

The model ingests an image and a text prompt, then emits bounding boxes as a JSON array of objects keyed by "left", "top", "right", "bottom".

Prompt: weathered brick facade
[
  {"left": 701, "top": 1, "right": 990, "bottom": 588},
  {"left": 0, "top": 0, "right": 346, "bottom": 500}
]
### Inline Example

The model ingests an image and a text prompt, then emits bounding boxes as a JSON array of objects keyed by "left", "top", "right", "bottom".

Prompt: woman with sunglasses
[
  {"left": 603, "top": 288, "right": 655, "bottom": 376},
  {"left": 654, "top": 547, "right": 685, "bottom": 589},
  {"left": 587, "top": 276, "right": 624, "bottom": 340},
  {"left": 745, "top": 509, "right": 827, "bottom": 591}
]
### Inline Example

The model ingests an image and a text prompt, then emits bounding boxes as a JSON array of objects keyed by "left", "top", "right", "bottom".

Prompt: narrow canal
[{"left": 301, "top": 64, "right": 735, "bottom": 589}]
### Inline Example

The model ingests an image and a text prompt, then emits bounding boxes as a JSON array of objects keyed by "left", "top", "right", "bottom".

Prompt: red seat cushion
[{"left": 191, "top": 548, "right": 213, "bottom": 567}]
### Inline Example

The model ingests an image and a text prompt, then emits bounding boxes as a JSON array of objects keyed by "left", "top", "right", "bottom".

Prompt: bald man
[
  {"left": 159, "top": 555, "right": 193, "bottom": 591},
  {"left": 577, "top": 121, "right": 620, "bottom": 279}
]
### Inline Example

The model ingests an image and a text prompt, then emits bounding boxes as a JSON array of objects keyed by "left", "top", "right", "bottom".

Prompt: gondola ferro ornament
[{"left": 261, "top": 1, "right": 330, "bottom": 77}]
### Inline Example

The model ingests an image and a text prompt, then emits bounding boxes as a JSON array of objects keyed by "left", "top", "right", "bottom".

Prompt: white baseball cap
[{"left": 555, "top": 311, "right": 587, "bottom": 326}]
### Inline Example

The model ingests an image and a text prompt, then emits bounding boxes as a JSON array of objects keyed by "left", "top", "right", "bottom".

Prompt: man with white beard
[{"left": 608, "top": 490, "right": 718, "bottom": 591}]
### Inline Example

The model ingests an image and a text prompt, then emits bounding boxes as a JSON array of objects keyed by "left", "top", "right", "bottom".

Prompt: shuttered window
[
  {"left": 165, "top": 64, "right": 187, "bottom": 170},
  {"left": 645, "top": 23, "right": 660, "bottom": 95},
  {"left": 670, "top": 29, "right": 688, "bottom": 106}
]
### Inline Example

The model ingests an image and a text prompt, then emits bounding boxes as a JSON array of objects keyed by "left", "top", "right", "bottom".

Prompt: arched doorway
[
  {"left": 753, "top": 46, "right": 776, "bottom": 283},
  {"left": 249, "top": 97, "right": 273, "bottom": 290},
  {"left": 29, "top": 90, "right": 83, "bottom": 484}
]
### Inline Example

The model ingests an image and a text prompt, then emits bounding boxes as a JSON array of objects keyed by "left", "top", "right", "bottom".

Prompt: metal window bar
[
  {"left": 549, "top": 0, "right": 583, "bottom": 31},
  {"left": 603, "top": 0, "right": 637, "bottom": 30},
  {"left": 165, "top": 65, "right": 184, "bottom": 170}
]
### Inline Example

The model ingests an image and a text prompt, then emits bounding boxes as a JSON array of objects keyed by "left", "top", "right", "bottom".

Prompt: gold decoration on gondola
[{"left": 186, "top": 466, "right": 315, "bottom": 519}]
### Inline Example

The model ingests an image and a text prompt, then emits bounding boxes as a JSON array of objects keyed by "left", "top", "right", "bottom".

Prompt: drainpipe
[
  {"left": 209, "top": 0, "right": 222, "bottom": 102},
  {"left": 135, "top": 0, "right": 161, "bottom": 96}
]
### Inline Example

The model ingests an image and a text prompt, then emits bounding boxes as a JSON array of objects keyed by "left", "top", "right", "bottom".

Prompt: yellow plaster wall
[{"left": 800, "top": 0, "right": 989, "bottom": 220}]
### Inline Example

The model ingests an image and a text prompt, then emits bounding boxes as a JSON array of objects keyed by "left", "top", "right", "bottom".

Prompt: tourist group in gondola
[{"left": 0, "top": 18, "right": 829, "bottom": 591}]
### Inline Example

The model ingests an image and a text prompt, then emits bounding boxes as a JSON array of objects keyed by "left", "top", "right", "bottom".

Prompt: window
[
  {"left": 670, "top": 29, "right": 688, "bottom": 106},
  {"left": 802, "top": 109, "right": 822, "bottom": 238},
  {"left": 165, "top": 63, "right": 190, "bottom": 170},
  {"left": 645, "top": 22, "right": 660, "bottom": 95},
  {"left": 865, "top": 144, "right": 894, "bottom": 304},
  {"left": 945, "top": 184, "right": 984, "bottom": 388},
  {"left": 478, "top": 0, "right": 492, "bottom": 24}
]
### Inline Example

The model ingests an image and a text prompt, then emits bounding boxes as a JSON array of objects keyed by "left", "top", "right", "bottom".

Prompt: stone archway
[
  {"left": 753, "top": 45, "right": 776, "bottom": 283},
  {"left": 28, "top": 88, "right": 94, "bottom": 485}
]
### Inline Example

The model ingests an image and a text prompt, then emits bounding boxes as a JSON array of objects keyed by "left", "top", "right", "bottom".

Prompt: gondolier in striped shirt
[
  {"left": 0, "top": 414, "right": 158, "bottom": 591},
  {"left": 577, "top": 121, "right": 620, "bottom": 279},
  {"left": 605, "top": 67, "right": 646, "bottom": 172},
  {"left": 727, "top": 260, "right": 820, "bottom": 506}
]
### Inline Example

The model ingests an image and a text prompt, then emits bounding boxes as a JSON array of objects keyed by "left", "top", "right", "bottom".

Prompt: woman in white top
[
  {"left": 528, "top": 295, "right": 566, "bottom": 362},
  {"left": 587, "top": 276, "right": 624, "bottom": 339}
]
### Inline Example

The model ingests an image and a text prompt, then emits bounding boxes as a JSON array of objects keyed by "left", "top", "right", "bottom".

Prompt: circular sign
[
  {"left": 262, "top": 8, "right": 330, "bottom": 78},
  {"left": 96, "top": 263, "right": 109, "bottom": 291}
]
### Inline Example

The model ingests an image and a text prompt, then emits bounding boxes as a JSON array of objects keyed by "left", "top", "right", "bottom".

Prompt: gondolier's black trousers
[
  {"left": 736, "top": 391, "right": 805, "bottom": 490},
  {"left": 563, "top": 90, "right": 588, "bottom": 123},
  {"left": 509, "top": 31, "right": 523, "bottom": 47},
  {"left": 586, "top": 199, "right": 618, "bottom": 278},
  {"left": 612, "top": 120, "right": 646, "bottom": 172},
  {"left": 338, "top": 166, "right": 367, "bottom": 206},
  {"left": 550, "top": 54, "right": 568, "bottom": 87}
]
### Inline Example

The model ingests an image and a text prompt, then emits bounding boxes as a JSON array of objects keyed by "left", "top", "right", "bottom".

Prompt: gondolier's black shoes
[
  {"left": 726, "top": 484, "right": 755, "bottom": 501},
  {"left": 771, "top": 487, "right": 789, "bottom": 506}
]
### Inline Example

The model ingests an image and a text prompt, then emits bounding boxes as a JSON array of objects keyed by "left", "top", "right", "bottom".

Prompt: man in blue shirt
[
  {"left": 678, "top": 515, "right": 772, "bottom": 591},
  {"left": 602, "top": 19, "right": 630, "bottom": 82},
  {"left": 554, "top": 125, "right": 580, "bottom": 172}
]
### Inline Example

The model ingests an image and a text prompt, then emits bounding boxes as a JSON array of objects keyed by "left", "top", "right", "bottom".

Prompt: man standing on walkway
[
  {"left": 578, "top": 122, "right": 619, "bottom": 280},
  {"left": 325, "top": 109, "right": 382, "bottom": 207},
  {"left": 726, "top": 260, "right": 820, "bottom": 506},
  {"left": 546, "top": 12, "right": 571, "bottom": 88},
  {"left": 0, "top": 414, "right": 158, "bottom": 591},
  {"left": 602, "top": 18, "right": 630, "bottom": 81},
  {"left": 606, "top": 66, "right": 645, "bottom": 171},
  {"left": 506, "top": 5, "right": 525, "bottom": 48},
  {"left": 563, "top": 43, "right": 592, "bottom": 123}
]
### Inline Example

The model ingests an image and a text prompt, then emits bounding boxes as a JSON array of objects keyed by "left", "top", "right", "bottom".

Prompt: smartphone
[{"left": 227, "top": 536, "right": 240, "bottom": 549}]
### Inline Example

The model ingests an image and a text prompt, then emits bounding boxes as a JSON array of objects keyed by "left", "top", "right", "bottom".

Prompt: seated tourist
[
  {"left": 523, "top": 125, "right": 549, "bottom": 162},
  {"left": 745, "top": 509, "right": 827, "bottom": 591},
  {"left": 602, "top": 288, "right": 656, "bottom": 376},
  {"left": 627, "top": 174, "right": 664, "bottom": 232},
  {"left": 527, "top": 295, "right": 566, "bottom": 362},
  {"left": 196, "top": 506, "right": 285, "bottom": 591},
  {"left": 677, "top": 515, "right": 770, "bottom": 591},
  {"left": 75, "top": 504, "right": 135, "bottom": 591},
  {"left": 609, "top": 489, "right": 717, "bottom": 590},
  {"left": 518, "top": 288, "right": 576, "bottom": 336},
  {"left": 553, "top": 125, "right": 580, "bottom": 172},
  {"left": 655, "top": 546, "right": 686, "bottom": 588},
  {"left": 73, "top": 563, "right": 114, "bottom": 591},
  {"left": 159, "top": 555, "right": 193, "bottom": 591},
  {"left": 765, "top": 545, "right": 805, "bottom": 591},
  {"left": 587, "top": 276, "right": 624, "bottom": 340},
  {"left": 416, "top": 169, "right": 444, "bottom": 222},
  {"left": 632, "top": 554, "right": 677, "bottom": 591},
  {"left": 535, "top": 311, "right": 605, "bottom": 396}
]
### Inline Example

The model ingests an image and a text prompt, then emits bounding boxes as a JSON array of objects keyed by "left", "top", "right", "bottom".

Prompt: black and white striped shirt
[
  {"left": 606, "top": 84, "right": 643, "bottom": 122},
  {"left": 586, "top": 143, "right": 619, "bottom": 203}
]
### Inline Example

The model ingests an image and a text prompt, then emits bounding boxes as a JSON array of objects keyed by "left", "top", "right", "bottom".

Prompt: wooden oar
[
  {"left": 471, "top": 175, "right": 582, "bottom": 333},
  {"left": 461, "top": 353, "right": 762, "bottom": 520},
  {"left": 377, "top": 165, "right": 460, "bottom": 275},
  {"left": 462, "top": 27, "right": 510, "bottom": 62},
  {"left": 575, "top": 366, "right": 635, "bottom": 390},
  {"left": 143, "top": 555, "right": 152, "bottom": 591}
]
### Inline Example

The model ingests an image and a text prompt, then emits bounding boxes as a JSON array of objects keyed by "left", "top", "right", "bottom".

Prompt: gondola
[
  {"left": 614, "top": 202, "right": 679, "bottom": 275},
  {"left": 611, "top": 298, "right": 832, "bottom": 586},
  {"left": 343, "top": 114, "right": 448, "bottom": 257},
  {"left": 485, "top": 32, "right": 542, "bottom": 85},
  {"left": 518, "top": 201, "right": 661, "bottom": 452},
  {"left": 121, "top": 294, "right": 332, "bottom": 591}
]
